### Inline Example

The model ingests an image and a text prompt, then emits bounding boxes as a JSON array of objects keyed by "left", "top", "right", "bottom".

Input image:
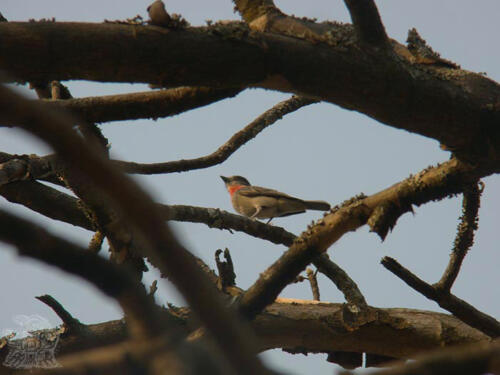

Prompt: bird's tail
[{"left": 304, "top": 200, "right": 331, "bottom": 211}]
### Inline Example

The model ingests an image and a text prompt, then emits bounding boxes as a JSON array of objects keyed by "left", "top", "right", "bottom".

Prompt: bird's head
[{"left": 220, "top": 175, "right": 250, "bottom": 195}]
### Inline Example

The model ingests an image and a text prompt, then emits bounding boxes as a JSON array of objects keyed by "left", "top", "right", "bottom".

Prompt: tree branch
[
  {"left": 44, "top": 87, "right": 242, "bottom": 123},
  {"left": 435, "top": 182, "right": 482, "bottom": 292},
  {"left": 115, "top": 95, "right": 316, "bottom": 174},
  {"left": 0, "top": 303, "right": 490, "bottom": 367},
  {"left": 381, "top": 256, "right": 500, "bottom": 338},
  {"left": 343, "top": 0, "right": 389, "bottom": 48}
]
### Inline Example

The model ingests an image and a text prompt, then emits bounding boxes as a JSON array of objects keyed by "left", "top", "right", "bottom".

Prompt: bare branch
[
  {"left": 381, "top": 256, "right": 500, "bottom": 338},
  {"left": 343, "top": 0, "right": 389, "bottom": 48},
  {"left": 115, "top": 96, "right": 316, "bottom": 174},
  {"left": 306, "top": 268, "right": 320, "bottom": 301},
  {"left": 1, "top": 303, "right": 489, "bottom": 366},
  {"left": 44, "top": 87, "right": 242, "bottom": 123},
  {"left": 435, "top": 182, "right": 482, "bottom": 292}
]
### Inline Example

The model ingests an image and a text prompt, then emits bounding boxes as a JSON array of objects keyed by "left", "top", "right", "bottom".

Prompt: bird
[{"left": 221, "top": 175, "right": 331, "bottom": 222}]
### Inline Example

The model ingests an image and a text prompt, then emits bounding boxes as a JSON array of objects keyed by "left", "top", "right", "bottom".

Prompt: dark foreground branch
[
  {"left": 381, "top": 257, "right": 500, "bottom": 338},
  {"left": 0, "top": 84, "right": 267, "bottom": 375}
]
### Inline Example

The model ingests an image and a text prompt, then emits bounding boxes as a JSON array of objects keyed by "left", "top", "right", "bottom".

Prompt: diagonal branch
[
  {"left": 115, "top": 96, "right": 316, "bottom": 174},
  {"left": 343, "top": 0, "right": 389, "bottom": 48},
  {"left": 381, "top": 256, "right": 500, "bottom": 338},
  {"left": 435, "top": 181, "right": 482, "bottom": 292},
  {"left": 44, "top": 87, "right": 242, "bottom": 123}
]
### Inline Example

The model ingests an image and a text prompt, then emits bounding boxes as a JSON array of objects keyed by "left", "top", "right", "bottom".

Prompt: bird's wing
[{"left": 237, "top": 186, "right": 303, "bottom": 202}]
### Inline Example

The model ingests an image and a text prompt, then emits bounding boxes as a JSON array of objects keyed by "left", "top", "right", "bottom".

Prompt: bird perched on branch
[{"left": 221, "top": 175, "right": 330, "bottom": 223}]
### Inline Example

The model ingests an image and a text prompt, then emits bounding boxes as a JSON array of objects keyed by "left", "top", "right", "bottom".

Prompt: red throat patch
[{"left": 228, "top": 185, "right": 244, "bottom": 196}]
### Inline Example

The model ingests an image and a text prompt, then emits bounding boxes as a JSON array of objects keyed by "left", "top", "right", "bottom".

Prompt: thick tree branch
[
  {"left": 435, "top": 182, "right": 482, "bottom": 292},
  {"left": 381, "top": 257, "right": 500, "bottom": 338},
  {"left": 0, "top": 303, "right": 490, "bottom": 367},
  {"left": 1, "top": 22, "right": 499, "bottom": 162},
  {"left": 343, "top": 0, "right": 389, "bottom": 48},
  {"left": 44, "top": 87, "right": 242, "bottom": 123},
  {"left": 238, "top": 158, "right": 487, "bottom": 320},
  {"left": 115, "top": 95, "right": 316, "bottom": 174},
  {"left": 0, "top": 84, "right": 267, "bottom": 375}
]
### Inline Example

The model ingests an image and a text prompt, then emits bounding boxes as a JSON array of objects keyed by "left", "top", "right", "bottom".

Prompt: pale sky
[{"left": 1, "top": 1, "right": 499, "bottom": 374}]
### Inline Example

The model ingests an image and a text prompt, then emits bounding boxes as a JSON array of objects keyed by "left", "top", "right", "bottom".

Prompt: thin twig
[
  {"left": 115, "top": 96, "right": 316, "bottom": 174},
  {"left": 435, "top": 182, "right": 482, "bottom": 292},
  {"left": 381, "top": 256, "right": 500, "bottom": 338},
  {"left": 306, "top": 268, "right": 320, "bottom": 301}
]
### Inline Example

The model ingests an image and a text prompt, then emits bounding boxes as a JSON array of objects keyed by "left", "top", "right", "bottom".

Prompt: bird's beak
[{"left": 220, "top": 176, "right": 229, "bottom": 183}]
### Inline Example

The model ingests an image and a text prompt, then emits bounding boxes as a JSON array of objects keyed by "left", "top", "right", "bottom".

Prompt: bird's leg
[
  {"left": 249, "top": 206, "right": 262, "bottom": 220},
  {"left": 265, "top": 218, "right": 274, "bottom": 225}
]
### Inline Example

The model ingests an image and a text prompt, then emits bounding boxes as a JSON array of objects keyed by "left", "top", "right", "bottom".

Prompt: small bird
[{"left": 221, "top": 175, "right": 330, "bottom": 222}]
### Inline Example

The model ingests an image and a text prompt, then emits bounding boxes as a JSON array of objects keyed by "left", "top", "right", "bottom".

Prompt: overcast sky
[{"left": 1, "top": 1, "right": 499, "bottom": 374}]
